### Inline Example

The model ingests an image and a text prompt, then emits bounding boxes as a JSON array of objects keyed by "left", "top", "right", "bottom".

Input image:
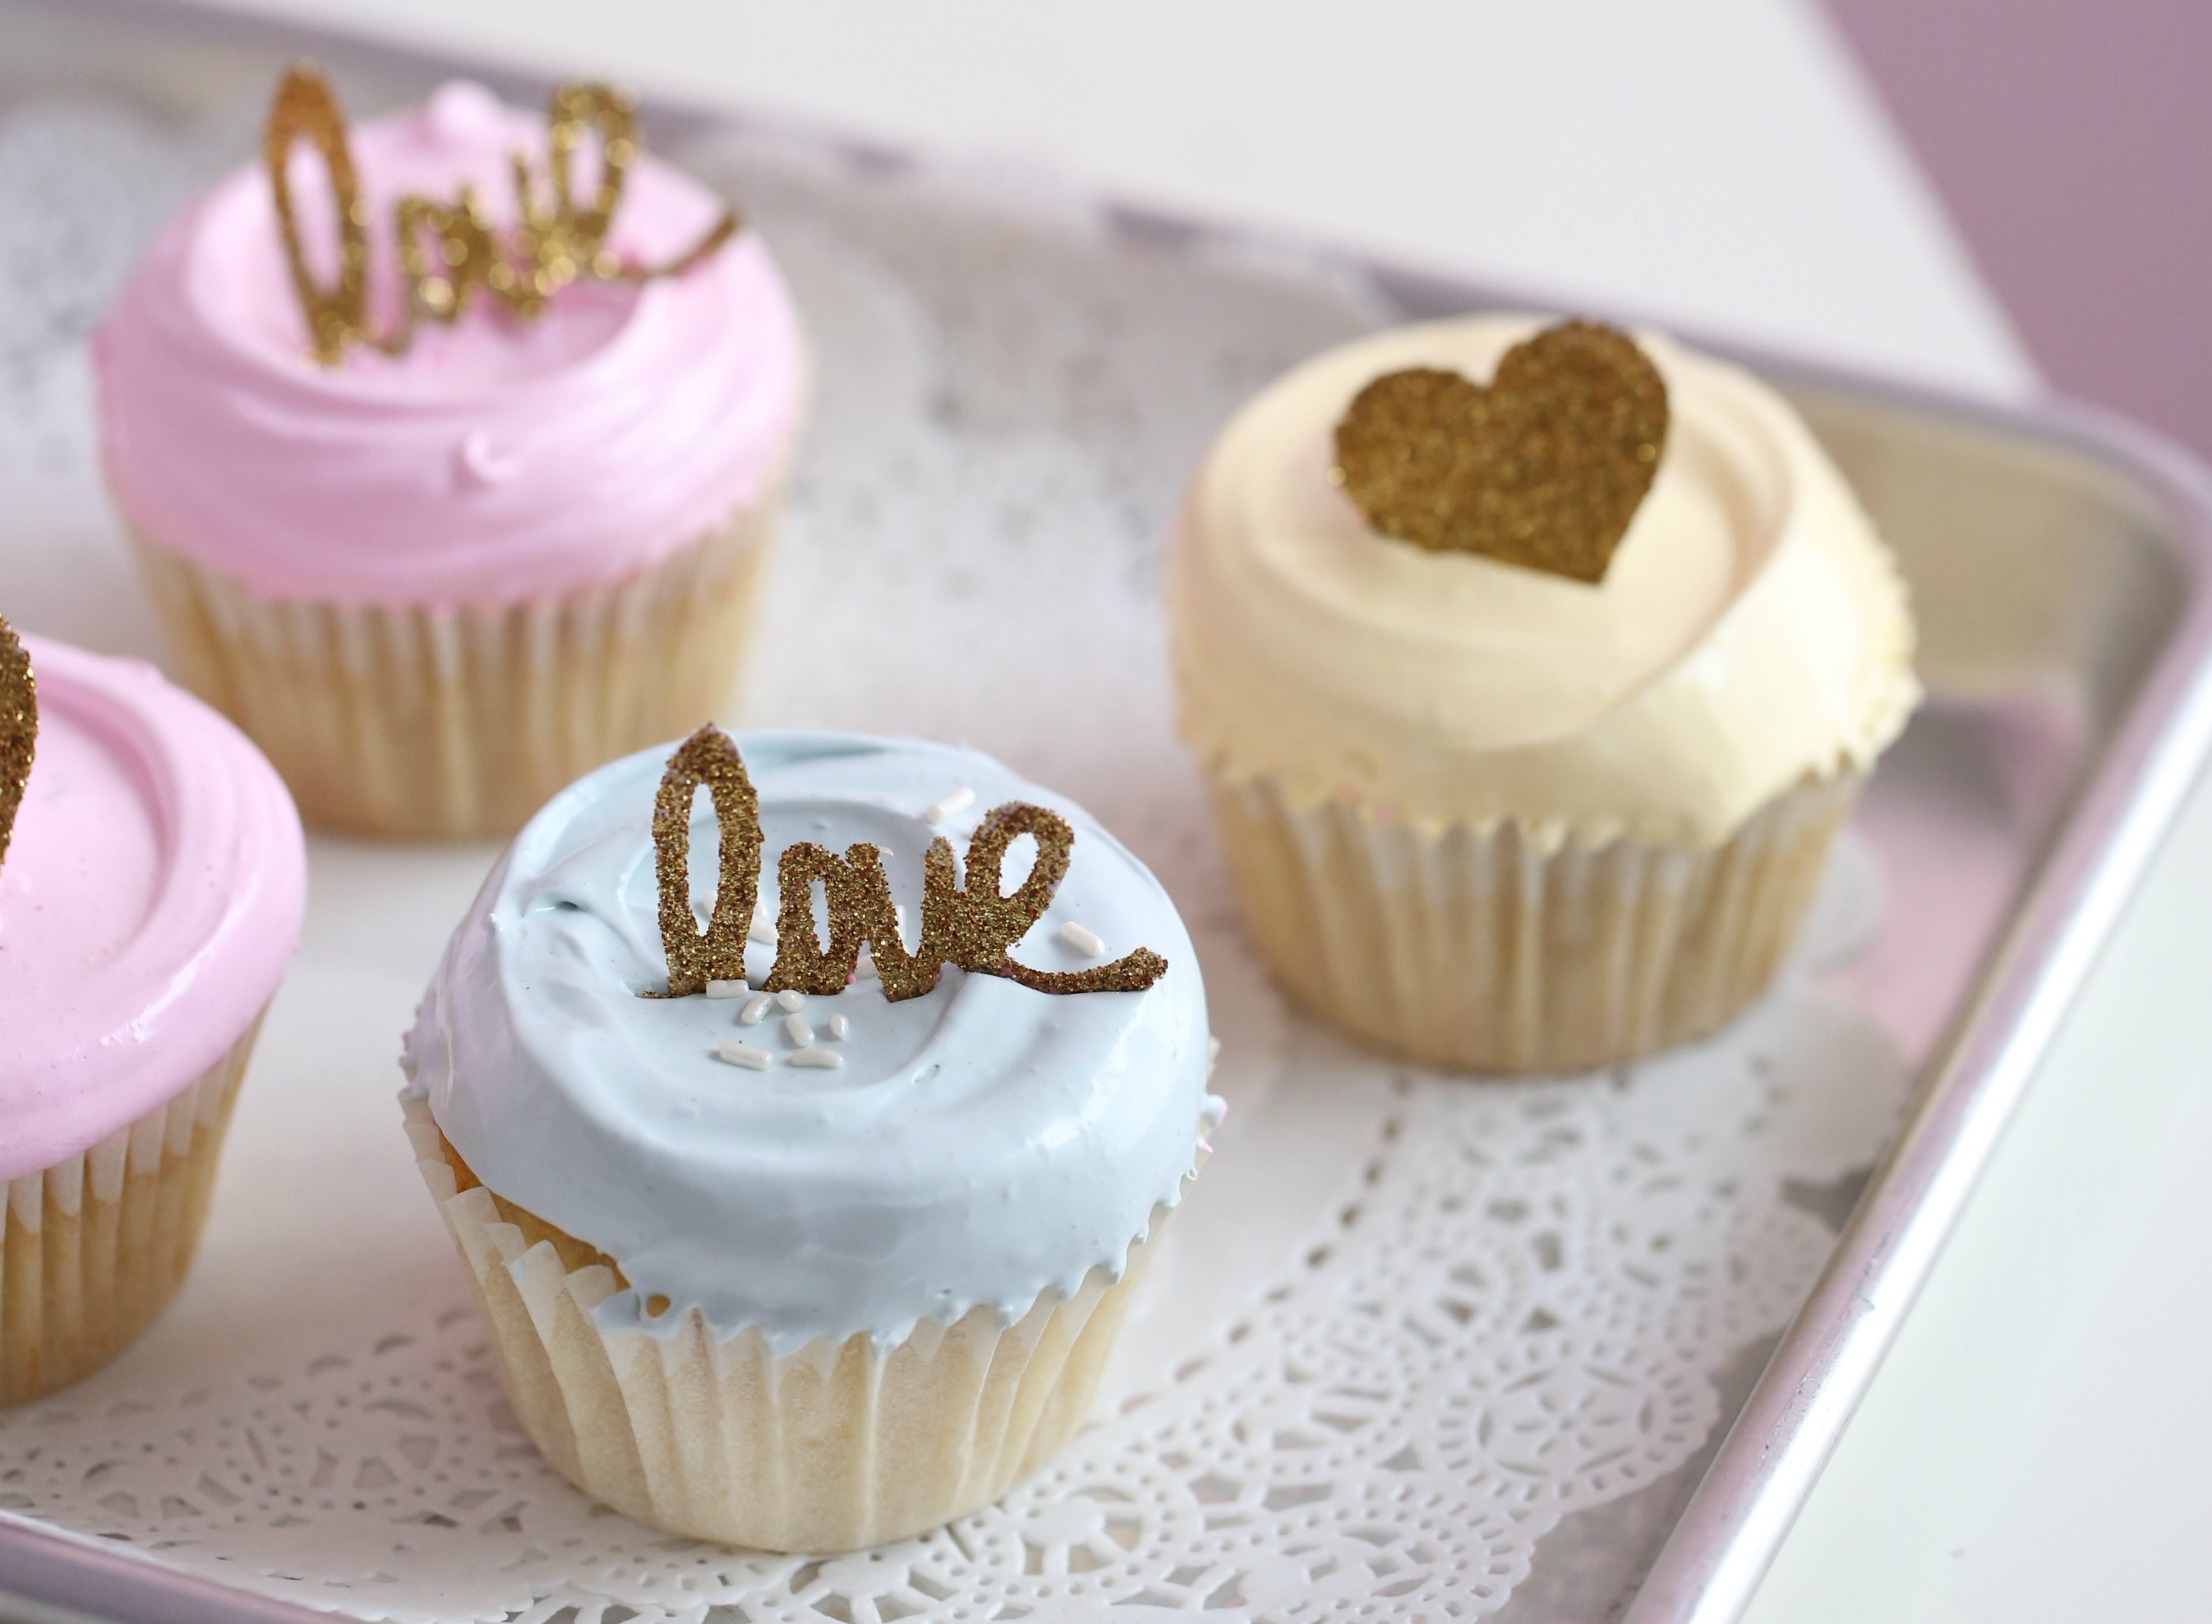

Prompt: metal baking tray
[{"left": 2, "top": 5, "right": 2211, "bottom": 1622}]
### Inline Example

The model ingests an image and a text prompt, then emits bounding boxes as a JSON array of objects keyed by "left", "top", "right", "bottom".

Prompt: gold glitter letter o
[{"left": 762, "top": 843, "right": 873, "bottom": 996}]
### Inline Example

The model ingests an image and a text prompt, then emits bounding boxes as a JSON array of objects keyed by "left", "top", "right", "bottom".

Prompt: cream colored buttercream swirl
[{"left": 1168, "top": 315, "right": 1919, "bottom": 849}]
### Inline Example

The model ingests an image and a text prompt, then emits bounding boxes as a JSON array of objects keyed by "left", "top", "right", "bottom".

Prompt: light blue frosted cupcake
[{"left": 402, "top": 728, "right": 1219, "bottom": 1551}]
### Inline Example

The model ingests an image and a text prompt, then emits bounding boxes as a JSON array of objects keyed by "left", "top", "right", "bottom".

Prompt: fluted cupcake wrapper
[
  {"left": 131, "top": 491, "right": 784, "bottom": 842},
  {"left": 403, "top": 1092, "right": 1172, "bottom": 1553},
  {"left": 1208, "top": 770, "right": 1861, "bottom": 1074},
  {"left": 1, "top": 1015, "right": 260, "bottom": 1406}
]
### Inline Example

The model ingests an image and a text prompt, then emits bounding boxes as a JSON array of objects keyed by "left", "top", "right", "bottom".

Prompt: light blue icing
[{"left": 404, "top": 730, "right": 1215, "bottom": 1353}]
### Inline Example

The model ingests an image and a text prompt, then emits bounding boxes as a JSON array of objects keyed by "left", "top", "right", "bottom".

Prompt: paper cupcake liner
[
  {"left": 0, "top": 1015, "right": 261, "bottom": 1406},
  {"left": 403, "top": 1093, "right": 1171, "bottom": 1552},
  {"left": 132, "top": 497, "right": 782, "bottom": 841},
  {"left": 1208, "top": 770, "right": 1861, "bottom": 1073}
]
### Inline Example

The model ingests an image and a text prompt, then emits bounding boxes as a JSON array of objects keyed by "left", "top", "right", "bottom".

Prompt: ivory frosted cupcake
[
  {"left": 401, "top": 728, "right": 1217, "bottom": 1550},
  {"left": 95, "top": 74, "right": 807, "bottom": 839},
  {"left": 0, "top": 620, "right": 305, "bottom": 1403},
  {"left": 1168, "top": 315, "right": 1918, "bottom": 1073}
]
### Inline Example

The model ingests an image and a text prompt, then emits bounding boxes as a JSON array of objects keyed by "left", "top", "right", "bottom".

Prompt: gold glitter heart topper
[
  {"left": 264, "top": 66, "right": 739, "bottom": 368},
  {"left": 644, "top": 727, "right": 1168, "bottom": 1003},
  {"left": 1332, "top": 319, "right": 1669, "bottom": 584},
  {"left": 0, "top": 615, "right": 36, "bottom": 877}
]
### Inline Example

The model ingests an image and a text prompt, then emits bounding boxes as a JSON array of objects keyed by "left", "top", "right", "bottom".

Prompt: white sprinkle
[
  {"left": 826, "top": 1013, "right": 849, "bottom": 1040},
  {"left": 783, "top": 1013, "right": 815, "bottom": 1047},
  {"left": 923, "top": 786, "right": 975, "bottom": 824},
  {"left": 775, "top": 989, "right": 807, "bottom": 1012},
  {"left": 705, "top": 979, "right": 749, "bottom": 1000},
  {"left": 789, "top": 1047, "right": 845, "bottom": 1070},
  {"left": 1058, "top": 921, "right": 1107, "bottom": 958},
  {"left": 855, "top": 946, "right": 880, "bottom": 981},
  {"left": 749, "top": 895, "right": 778, "bottom": 945},
  {"left": 714, "top": 1040, "right": 772, "bottom": 1071},
  {"left": 737, "top": 993, "right": 773, "bottom": 1026}
]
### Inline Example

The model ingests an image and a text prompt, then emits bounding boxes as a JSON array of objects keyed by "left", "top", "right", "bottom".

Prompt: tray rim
[
  {"left": 1611, "top": 386, "right": 2212, "bottom": 1623},
  {"left": 4, "top": 11, "right": 2212, "bottom": 1622}
]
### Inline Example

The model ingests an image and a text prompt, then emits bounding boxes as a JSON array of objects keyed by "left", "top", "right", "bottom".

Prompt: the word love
[
  {"left": 645, "top": 727, "right": 1167, "bottom": 1003},
  {"left": 263, "top": 66, "right": 738, "bottom": 368}
]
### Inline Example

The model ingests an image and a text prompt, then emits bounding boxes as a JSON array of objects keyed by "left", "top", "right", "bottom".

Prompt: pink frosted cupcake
[
  {"left": 0, "top": 620, "right": 304, "bottom": 1404},
  {"left": 95, "top": 76, "right": 807, "bottom": 839}
]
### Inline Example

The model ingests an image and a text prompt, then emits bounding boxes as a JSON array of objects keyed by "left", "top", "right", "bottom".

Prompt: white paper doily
[{"left": 0, "top": 95, "right": 1909, "bottom": 1623}]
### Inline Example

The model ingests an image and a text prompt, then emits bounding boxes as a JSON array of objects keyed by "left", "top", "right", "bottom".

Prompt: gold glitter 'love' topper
[
  {"left": 264, "top": 66, "right": 740, "bottom": 368},
  {"left": 0, "top": 616, "right": 34, "bottom": 876},
  {"left": 645, "top": 726, "right": 1167, "bottom": 1004},
  {"left": 1331, "top": 320, "right": 1668, "bottom": 584}
]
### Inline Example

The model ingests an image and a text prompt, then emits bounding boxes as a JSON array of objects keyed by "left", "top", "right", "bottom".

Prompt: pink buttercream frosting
[
  {"left": 94, "top": 82, "right": 806, "bottom": 606},
  {"left": 0, "top": 637, "right": 306, "bottom": 1181}
]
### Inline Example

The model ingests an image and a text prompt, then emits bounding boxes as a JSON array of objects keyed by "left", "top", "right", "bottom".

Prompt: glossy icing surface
[
  {"left": 404, "top": 732, "right": 1216, "bottom": 1352},
  {"left": 0, "top": 637, "right": 306, "bottom": 1181},
  {"left": 1169, "top": 314, "right": 1921, "bottom": 849},
  {"left": 95, "top": 82, "right": 805, "bottom": 606}
]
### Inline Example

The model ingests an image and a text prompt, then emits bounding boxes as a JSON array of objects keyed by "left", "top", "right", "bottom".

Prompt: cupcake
[
  {"left": 0, "top": 618, "right": 305, "bottom": 1404},
  {"left": 95, "top": 72, "right": 807, "bottom": 840},
  {"left": 1168, "top": 315, "right": 1918, "bottom": 1073},
  {"left": 401, "top": 727, "right": 1217, "bottom": 1550}
]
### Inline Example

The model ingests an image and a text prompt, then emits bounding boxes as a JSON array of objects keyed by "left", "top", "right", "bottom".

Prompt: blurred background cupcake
[
  {"left": 0, "top": 618, "right": 304, "bottom": 1404},
  {"left": 401, "top": 728, "right": 1218, "bottom": 1550},
  {"left": 95, "top": 73, "right": 808, "bottom": 840},
  {"left": 1168, "top": 314, "right": 1920, "bottom": 1073}
]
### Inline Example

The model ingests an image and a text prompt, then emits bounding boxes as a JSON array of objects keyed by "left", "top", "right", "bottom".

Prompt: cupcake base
[
  {"left": 133, "top": 497, "right": 781, "bottom": 842},
  {"left": 1, "top": 1016, "right": 261, "bottom": 1406},
  {"left": 1209, "top": 770, "right": 1859, "bottom": 1073},
  {"left": 404, "top": 1094, "right": 1165, "bottom": 1552}
]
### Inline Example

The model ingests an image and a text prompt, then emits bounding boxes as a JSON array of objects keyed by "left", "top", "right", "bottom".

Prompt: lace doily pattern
[
  {"left": 0, "top": 101, "right": 206, "bottom": 474},
  {"left": 0, "top": 994, "right": 1899, "bottom": 1624},
  {"left": 0, "top": 94, "right": 1908, "bottom": 1622}
]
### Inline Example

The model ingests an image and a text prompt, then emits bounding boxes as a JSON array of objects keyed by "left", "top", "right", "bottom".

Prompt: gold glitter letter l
[
  {"left": 644, "top": 725, "right": 761, "bottom": 998},
  {"left": 264, "top": 65, "right": 372, "bottom": 368}
]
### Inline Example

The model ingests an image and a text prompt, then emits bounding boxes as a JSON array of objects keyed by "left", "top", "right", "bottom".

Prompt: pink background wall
[{"left": 1825, "top": 0, "right": 2212, "bottom": 456}]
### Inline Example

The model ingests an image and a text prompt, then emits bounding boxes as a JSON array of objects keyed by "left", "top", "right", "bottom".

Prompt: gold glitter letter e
[{"left": 0, "top": 616, "right": 35, "bottom": 876}]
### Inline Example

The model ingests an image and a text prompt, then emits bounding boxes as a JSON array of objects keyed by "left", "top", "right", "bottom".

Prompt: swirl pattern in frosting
[
  {"left": 0, "top": 637, "right": 306, "bottom": 1182},
  {"left": 1169, "top": 314, "right": 1920, "bottom": 849},
  {"left": 94, "top": 82, "right": 805, "bottom": 606},
  {"left": 403, "top": 731, "right": 1216, "bottom": 1353}
]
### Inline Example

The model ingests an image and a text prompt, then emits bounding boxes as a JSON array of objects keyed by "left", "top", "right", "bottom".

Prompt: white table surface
[{"left": 52, "top": 2, "right": 2212, "bottom": 1617}]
